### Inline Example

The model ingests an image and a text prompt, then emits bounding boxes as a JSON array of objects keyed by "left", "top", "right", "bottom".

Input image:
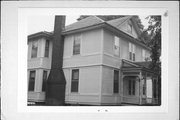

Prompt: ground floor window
[
  {"left": 28, "top": 71, "right": 36, "bottom": 91},
  {"left": 143, "top": 80, "right": 146, "bottom": 95},
  {"left": 153, "top": 79, "right": 157, "bottom": 98},
  {"left": 71, "top": 69, "right": 79, "bottom": 92},
  {"left": 42, "top": 70, "right": 48, "bottom": 92},
  {"left": 113, "top": 70, "right": 119, "bottom": 93},
  {"left": 128, "top": 79, "right": 135, "bottom": 95}
]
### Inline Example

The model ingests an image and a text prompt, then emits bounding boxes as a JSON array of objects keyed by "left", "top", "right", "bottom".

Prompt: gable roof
[
  {"left": 64, "top": 16, "right": 141, "bottom": 37},
  {"left": 106, "top": 16, "right": 131, "bottom": 30},
  {"left": 121, "top": 59, "right": 159, "bottom": 75},
  {"left": 134, "top": 61, "right": 152, "bottom": 69},
  {"left": 28, "top": 16, "right": 150, "bottom": 50},
  {"left": 65, "top": 16, "right": 104, "bottom": 32}
]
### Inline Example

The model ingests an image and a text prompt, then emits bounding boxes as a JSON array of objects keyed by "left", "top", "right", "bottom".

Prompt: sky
[{"left": 28, "top": 15, "right": 149, "bottom": 35}]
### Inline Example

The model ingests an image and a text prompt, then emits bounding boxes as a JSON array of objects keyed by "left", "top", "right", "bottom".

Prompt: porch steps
[{"left": 120, "top": 103, "right": 139, "bottom": 106}]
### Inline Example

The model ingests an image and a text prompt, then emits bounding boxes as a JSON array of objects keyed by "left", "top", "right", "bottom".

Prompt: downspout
[{"left": 45, "top": 16, "right": 66, "bottom": 105}]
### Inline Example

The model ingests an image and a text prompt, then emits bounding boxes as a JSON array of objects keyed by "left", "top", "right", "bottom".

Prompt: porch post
[
  {"left": 152, "top": 78, "right": 154, "bottom": 104},
  {"left": 139, "top": 72, "right": 143, "bottom": 105},
  {"left": 120, "top": 75, "right": 124, "bottom": 104},
  {"left": 156, "top": 76, "right": 158, "bottom": 104},
  {"left": 144, "top": 73, "right": 147, "bottom": 103}
]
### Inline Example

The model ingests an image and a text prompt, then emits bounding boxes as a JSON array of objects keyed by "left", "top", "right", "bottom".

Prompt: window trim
[
  {"left": 31, "top": 40, "right": 38, "bottom": 58},
  {"left": 28, "top": 70, "right": 36, "bottom": 91},
  {"left": 42, "top": 70, "right": 48, "bottom": 92},
  {"left": 73, "top": 34, "right": 81, "bottom": 55},
  {"left": 44, "top": 40, "right": 50, "bottom": 57},
  {"left": 113, "top": 70, "right": 119, "bottom": 93},
  {"left": 71, "top": 69, "right": 79, "bottom": 93},
  {"left": 129, "top": 42, "right": 136, "bottom": 61},
  {"left": 114, "top": 36, "right": 120, "bottom": 57}
]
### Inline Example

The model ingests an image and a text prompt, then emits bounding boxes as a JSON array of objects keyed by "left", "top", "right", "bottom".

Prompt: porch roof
[{"left": 121, "top": 59, "right": 158, "bottom": 75}]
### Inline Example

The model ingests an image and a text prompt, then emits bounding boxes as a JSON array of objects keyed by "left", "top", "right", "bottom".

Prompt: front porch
[{"left": 121, "top": 59, "right": 159, "bottom": 105}]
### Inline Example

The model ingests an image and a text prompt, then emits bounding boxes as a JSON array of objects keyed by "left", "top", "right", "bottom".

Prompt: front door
[{"left": 122, "top": 76, "right": 139, "bottom": 104}]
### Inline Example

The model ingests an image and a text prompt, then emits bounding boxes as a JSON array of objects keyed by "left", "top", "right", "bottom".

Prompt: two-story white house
[{"left": 27, "top": 16, "right": 159, "bottom": 105}]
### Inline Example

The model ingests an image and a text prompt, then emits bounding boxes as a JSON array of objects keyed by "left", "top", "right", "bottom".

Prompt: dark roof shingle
[
  {"left": 134, "top": 61, "right": 152, "bottom": 69},
  {"left": 106, "top": 16, "right": 131, "bottom": 29},
  {"left": 65, "top": 16, "right": 104, "bottom": 32}
]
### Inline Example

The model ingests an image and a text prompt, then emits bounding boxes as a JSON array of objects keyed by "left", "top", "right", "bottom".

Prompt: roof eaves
[
  {"left": 122, "top": 59, "right": 140, "bottom": 67},
  {"left": 62, "top": 22, "right": 105, "bottom": 35},
  {"left": 130, "top": 17, "right": 142, "bottom": 36},
  {"left": 104, "top": 23, "right": 151, "bottom": 50},
  {"left": 28, "top": 31, "right": 53, "bottom": 40}
]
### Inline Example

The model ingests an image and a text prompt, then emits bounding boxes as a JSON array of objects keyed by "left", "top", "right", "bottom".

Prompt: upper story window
[
  {"left": 127, "top": 24, "right": 132, "bottom": 33},
  {"left": 142, "top": 49, "right": 146, "bottom": 61},
  {"left": 113, "top": 70, "right": 119, "bottom": 93},
  {"left": 71, "top": 69, "right": 79, "bottom": 92},
  {"left": 28, "top": 71, "right": 36, "bottom": 91},
  {"left": 44, "top": 40, "right": 50, "bottom": 57},
  {"left": 31, "top": 41, "right": 38, "bottom": 58},
  {"left": 114, "top": 36, "right": 120, "bottom": 56},
  {"left": 42, "top": 70, "right": 48, "bottom": 92},
  {"left": 73, "top": 35, "right": 81, "bottom": 55},
  {"left": 129, "top": 43, "right": 135, "bottom": 61}
]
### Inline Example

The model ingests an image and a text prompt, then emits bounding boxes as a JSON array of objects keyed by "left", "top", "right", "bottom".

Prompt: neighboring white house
[{"left": 27, "top": 16, "right": 159, "bottom": 105}]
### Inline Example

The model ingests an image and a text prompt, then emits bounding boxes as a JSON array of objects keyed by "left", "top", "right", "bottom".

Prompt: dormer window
[{"left": 127, "top": 24, "right": 132, "bottom": 33}]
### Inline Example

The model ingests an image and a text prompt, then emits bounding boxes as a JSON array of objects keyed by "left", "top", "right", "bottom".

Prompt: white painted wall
[
  {"left": 64, "top": 66, "right": 101, "bottom": 105},
  {"left": 101, "top": 66, "right": 114, "bottom": 95},
  {"left": 27, "top": 68, "right": 50, "bottom": 102},
  {"left": 28, "top": 38, "right": 52, "bottom": 69},
  {"left": 101, "top": 66, "right": 121, "bottom": 104},
  {"left": 63, "top": 29, "right": 103, "bottom": 69},
  {"left": 135, "top": 44, "right": 142, "bottom": 61},
  {"left": 28, "top": 37, "right": 52, "bottom": 102},
  {"left": 63, "top": 29, "right": 102, "bottom": 58},
  {"left": 103, "top": 29, "right": 151, "bottom": 62},
  {"left": 63, "top": 29, "right": 103, "bottom": 105}
]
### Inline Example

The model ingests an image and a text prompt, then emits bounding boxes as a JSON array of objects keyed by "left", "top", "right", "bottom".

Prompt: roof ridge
[
  {"left": 112, "top": 16, "right": 132, "bottom": 27},
  {"left": 93, "top": 15, "right": 105, "bottom": 22},
  {"left": 65, "top": 16, "right": 104, "bottom": 32}
]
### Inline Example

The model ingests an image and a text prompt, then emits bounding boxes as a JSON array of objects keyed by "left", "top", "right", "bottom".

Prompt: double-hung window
[
  {"left": 142, "top": 80, "right": 146, "bottom": 95},
  {"left": 71, "top": 69, "right": 79, "bottom": 92},
  {"left": 128, "top": 80, "right": 135, "bottom": 95},
  {"left": 129, "top": 43, "right": 135, "bottom": 61},
  {"left": 73, "top": 35, "right": 81, "bottom": 55},
  {"left": 42, "top": 70, "right": 48, "bottom": 92},
  {"left": 44, "top": 40, "right": 49, "bottom": 57},
  {"left": 28, "top": 71, "right": 36, "bottom": 91},
  {"left": 142, "top": 49, "right": 146, "bottom": 61},
  {"left": 31, "top": 41, "right": 38, "bottom": 58},
  {"left": 113, "top": 70, "right": 119, "bottom": 93},
  {"left": 114, "top": 36, "right": 120, "bottom": 56}
]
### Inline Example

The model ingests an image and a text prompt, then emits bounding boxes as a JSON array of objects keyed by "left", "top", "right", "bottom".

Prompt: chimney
[{"left": 46, "top": 16, "right": 66, "bottom": 105}]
